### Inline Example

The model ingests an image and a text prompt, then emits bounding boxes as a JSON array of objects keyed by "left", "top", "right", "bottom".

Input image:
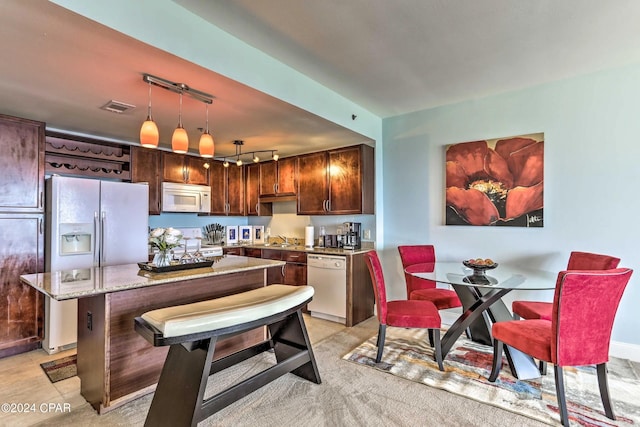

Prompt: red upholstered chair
[
  {"left": 364, "top": 250, "right": 444, "bottom": 370},
  {"left": 512, "top": 251, "right": 620, "bottom": 320},
  {"left": 398, "top": 245, "right": 462, "bottom": 309},
  {"left": 489, "top": 268, "right": 633, "bottom": 426}
]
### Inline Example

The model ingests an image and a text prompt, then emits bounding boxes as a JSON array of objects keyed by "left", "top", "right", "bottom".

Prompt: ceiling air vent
[{"left": 100, "top": 100, "right": 136, "bottom": 114}]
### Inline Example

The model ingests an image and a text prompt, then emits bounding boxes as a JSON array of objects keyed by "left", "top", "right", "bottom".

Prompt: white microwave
[{"left": 162, "top": 182, "right": 211, "bottom": 213}]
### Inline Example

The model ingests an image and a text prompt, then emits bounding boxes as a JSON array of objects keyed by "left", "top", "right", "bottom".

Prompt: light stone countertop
[
  {"left": 225, "top": 243, "right": 374, "bottom": 255},
  {"left": 20, "top": 255, "right": 285, "bottom": 301}
]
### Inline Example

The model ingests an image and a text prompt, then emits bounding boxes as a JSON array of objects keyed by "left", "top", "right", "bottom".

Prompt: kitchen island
[{"left": 20, "top": 255, "right": 285, "bottom": 413}]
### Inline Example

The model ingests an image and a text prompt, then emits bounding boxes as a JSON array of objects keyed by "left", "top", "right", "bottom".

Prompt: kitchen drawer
[
  {"left": 223, "top": 247, "right": 243, "bottom": 256},
  {"left": 282, "top": 251, "right": 306, "bottom": 263},
  {"left": 244, "top": 248, "right": 262, "bottom": 258},
  {"left": 261, "top": 249, "right": 282, "bottom": 260}
]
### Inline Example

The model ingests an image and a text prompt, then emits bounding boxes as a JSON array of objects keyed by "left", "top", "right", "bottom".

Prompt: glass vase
[{"left": 153, "top": 250, "right": 172, "bottom": 267}]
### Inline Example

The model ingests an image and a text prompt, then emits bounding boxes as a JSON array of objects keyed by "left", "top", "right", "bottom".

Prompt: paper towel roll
[{"left": 305, "top": 225, "right": 315, "bottom": 248}]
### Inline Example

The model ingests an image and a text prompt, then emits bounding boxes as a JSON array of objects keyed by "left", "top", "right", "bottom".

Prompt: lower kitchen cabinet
[
  {"left": 0, "top": 213, "right": 44, "bottom": 358},
  {"left": 223, "top": 247, "right": 243, "bottom": 256},
  {"left": 262, "top": 249, "right": 307, "bottom": 285},
  {"left": 243, "top": 248, "right": 262, "bottom": 258}
]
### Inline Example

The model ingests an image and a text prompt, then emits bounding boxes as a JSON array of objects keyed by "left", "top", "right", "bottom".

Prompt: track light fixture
[
  {"left": 139, "top": 73, "right": 214, "bottom": 155},
  {"left": 219, "top": 140, "right": 279, "bottom": 167}
]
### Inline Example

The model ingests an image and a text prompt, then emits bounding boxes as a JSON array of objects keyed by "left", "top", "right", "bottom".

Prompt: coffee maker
[{"left": 342, "top": 222, "right": 361, "bottom": 250}]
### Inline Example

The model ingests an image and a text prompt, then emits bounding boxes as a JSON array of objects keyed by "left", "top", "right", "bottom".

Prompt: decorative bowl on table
[{"left": 463, "top": 259, "right": 498, "bottom": 276}]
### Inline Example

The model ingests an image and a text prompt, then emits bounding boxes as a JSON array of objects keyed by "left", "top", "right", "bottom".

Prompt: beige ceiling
[
  {"left": 0, "top": 1, "right": 370, "bottom": 159},
  {"left": 2, "top": 1, "right": 640, "bottom": 158}
]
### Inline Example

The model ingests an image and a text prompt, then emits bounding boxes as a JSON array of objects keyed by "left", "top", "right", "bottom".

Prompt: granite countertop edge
[{"left": 20, "top": 256, "right": 286, "bottom": 301}]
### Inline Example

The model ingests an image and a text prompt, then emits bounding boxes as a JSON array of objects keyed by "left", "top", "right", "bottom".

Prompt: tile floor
[{"left": 0, "top": 314, "right": 346, "bottom": 427}]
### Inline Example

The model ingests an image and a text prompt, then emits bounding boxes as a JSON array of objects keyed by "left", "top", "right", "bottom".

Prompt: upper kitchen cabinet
[
  {"left": 162, "top": 152, "right": 209, "bottom": 185},
  {"left": 297, "top": 144, "right": 374, "bottom": 215},
  {"left": 131, "top": 147, "right": 161, "bottom": 215},
  {"left": 209, "top": 161, "right": 245, "bottom": 216},
  {"left": 0, "top": 114, "right": 45, "bottom": 213},
  {"left": 245, "top": 163, "right": 272, "bottom": 216},
  {"left": 259, "top": 157, "right": 296, "bottom": 198}
]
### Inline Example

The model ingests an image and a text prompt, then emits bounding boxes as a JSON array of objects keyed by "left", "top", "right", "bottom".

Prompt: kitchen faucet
[{"left": 277, "top": 235, "right": 289, "bottom": 245}]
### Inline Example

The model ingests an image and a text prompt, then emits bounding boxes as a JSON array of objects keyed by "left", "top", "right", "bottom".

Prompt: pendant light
[
  {"left": 139, "top": 82, "right": 159, "bottom": 148},
  {"left": 172, "top": 92, "right": 188, "bottom": 154},
  {"left": 198, "top": 103, "right": 215, "bottom": 158}
]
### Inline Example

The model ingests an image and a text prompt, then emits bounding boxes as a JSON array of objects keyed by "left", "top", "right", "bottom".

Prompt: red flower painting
[{"left": 445, "top": 134, "right": 544, "bottom": 227}]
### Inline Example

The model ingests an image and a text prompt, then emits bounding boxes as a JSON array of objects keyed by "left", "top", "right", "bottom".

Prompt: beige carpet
[
  {"left": 344, "top": 327, "right": 640, "bottom": 426},
  {"left": 34, "top": 317, "right": 548, "bottom": 427}
]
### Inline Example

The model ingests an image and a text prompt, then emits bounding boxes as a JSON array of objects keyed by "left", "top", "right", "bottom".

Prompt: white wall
[{"left": 382, "top": 62, "right": 640, "bottom": 351}]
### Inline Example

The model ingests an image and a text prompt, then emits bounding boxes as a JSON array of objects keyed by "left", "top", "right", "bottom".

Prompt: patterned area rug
[
  {"left": 40, "top": 354, "right": 77, "bottom": 383},
  {"left": 344, "top": 328, "right": 640, "bottom": 426}
]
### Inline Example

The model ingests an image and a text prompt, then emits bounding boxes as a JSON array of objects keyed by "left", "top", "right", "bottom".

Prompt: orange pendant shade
[
  {"left": 199, "top": 132, "right": 214, "bottom": 158},
  {"left": 172, "top": 126, "right": 189, "bottom": 153},
  {"left": 140, "top": 119, "right": 159, "bottom": 148}
]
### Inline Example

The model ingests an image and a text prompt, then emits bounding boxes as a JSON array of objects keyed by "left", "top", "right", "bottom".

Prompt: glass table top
[{"left": 406, "top": 261, "right": 557, "bottom": 290}]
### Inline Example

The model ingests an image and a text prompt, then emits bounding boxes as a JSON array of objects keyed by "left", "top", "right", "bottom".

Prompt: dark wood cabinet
[
  {"left": 0, "top": 115, "right": 45, "bottom": 213},
  {"left": 262, "top": 250, "right": 307, "bottom": 286},
  {"left": 297, "top": 144, "right": 374, "bottom": 215},
  {"left": 0, "top": 114, "right": 45, "bottom": 357},
  {"left": 296, "top": 151, "right": 329, "bottom": 215},
  {"left": 0, "top": 214, "right": 44, "bottom": 357},
  {"left": 131, "top": 147, "right": 161, "bottom": 215},
  {"left": 209, "top": 162, "right": 245, "bottom": 216},
  {"left": 328, "top": 145, "right": 375, "bottom": 214},
  {"left": 244, "top": 248, "right": 262, "bottom": 258},
  {"left": 259, "top": 157, "right": 296, "bottom": 197},
  {"left": 223, "top": 247, "right": 243, "bottom": 256},
  {"left": 245, "top": 164, "right": 272, "bottom": 216},
  {"left": 162, "top": 152, "right": 209, "bottom": 185}
]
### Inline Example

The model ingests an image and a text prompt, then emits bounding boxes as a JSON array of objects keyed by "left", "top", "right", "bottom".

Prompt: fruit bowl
[{"left": 463, "top": 259, "right": 498, "bottom": 276}]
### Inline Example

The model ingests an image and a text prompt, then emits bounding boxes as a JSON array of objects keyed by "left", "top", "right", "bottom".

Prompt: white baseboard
[
  {"left": 610, "top": 340, "right": 640, "bottom": 362},
  {"left": 439, "top": 309, "right": 640, "bottom": 362}
]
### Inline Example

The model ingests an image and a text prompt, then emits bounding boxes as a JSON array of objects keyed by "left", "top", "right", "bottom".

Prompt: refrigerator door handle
[
  {"left": 94, "top": 211, "right": 100, "bottom": 266},
  {"left": 100, "top": 211, "right": 106, "bottom": 265}
]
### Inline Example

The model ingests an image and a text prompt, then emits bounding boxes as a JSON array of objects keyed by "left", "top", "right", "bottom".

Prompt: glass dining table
[{"left": 407, "top": 261, "right": 557, "bottom": 380}]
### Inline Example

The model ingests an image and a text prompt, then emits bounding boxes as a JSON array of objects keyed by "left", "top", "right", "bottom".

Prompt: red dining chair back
[
  {"left": 397, "top": 245, "right": 462, "bottom": 310},
  {"left": 363, "top": 250, "right": 444, "bottom": 370},
  {"left": 566, "top": 251, "right": 620, "bottom": 271},
  {"left": 512, "top": 251, "right": 620, "bottom": 321},
  {"left": 489, "top": 268, "right": 633, "bottom": 426}
]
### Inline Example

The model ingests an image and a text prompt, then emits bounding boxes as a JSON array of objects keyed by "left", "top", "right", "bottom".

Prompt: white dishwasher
[{"left": 307, "top": 254, "right": 347, "bottom": 324}]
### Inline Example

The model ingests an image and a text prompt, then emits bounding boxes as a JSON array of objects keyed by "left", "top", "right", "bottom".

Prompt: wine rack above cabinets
[{"left": 44, "top": 132, "right": 131, "bottom": 180}]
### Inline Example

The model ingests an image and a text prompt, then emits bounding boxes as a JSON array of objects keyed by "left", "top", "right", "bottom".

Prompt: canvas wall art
[{"left": 445, "top": 133, "right": 544, "bottom": 227}]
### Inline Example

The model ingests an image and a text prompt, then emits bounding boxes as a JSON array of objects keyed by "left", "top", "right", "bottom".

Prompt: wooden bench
[{"left": 134, "top": 284, "right": 321, "bottom": 427}]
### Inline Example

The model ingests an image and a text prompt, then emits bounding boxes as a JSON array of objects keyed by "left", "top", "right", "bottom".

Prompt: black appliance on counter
[
  {"left": 342, "top": 222, "right": 362, "bottom": 250},
  {"left": 320, "top": 222, "right": 362, "bottom": 250}
]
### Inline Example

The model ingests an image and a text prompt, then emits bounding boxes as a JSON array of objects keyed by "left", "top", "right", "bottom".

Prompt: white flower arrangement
[{"left": 148, "top": 227, "right": 183, "bottom": 252}]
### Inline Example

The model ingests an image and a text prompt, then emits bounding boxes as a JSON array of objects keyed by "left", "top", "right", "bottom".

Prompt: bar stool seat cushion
[{"left": 142, "top": 284, "right": 314, "bottom": 338}]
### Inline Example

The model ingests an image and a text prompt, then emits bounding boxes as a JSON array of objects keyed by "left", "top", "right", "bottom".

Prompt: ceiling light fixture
[
  {"left": 171, "top": 92, "right": 188, "bottom": 154},
  {"left": 199, "top": 103, "right": 214, "bottom": 158},
  {"left": 140, "top": 73, "right": 214, "bottom": 155},
  {"left": 139, "top": 82, "right": 159, "bottom": 148},
  {"left": 220, "top": 140, "right": 279, "bottom": 168}
]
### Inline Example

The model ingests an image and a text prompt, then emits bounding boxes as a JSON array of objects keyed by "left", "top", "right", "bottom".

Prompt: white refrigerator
[{"left": 45, "top": 176, "right": 149, "bottom": 353}]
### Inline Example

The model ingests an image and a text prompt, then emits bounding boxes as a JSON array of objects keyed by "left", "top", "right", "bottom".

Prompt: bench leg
[
  {"left": 268, "top": 310, "right": 321, "bottom": 384},
  {"left": 145, "top": 338, "right": 216, "bottom": 427}
]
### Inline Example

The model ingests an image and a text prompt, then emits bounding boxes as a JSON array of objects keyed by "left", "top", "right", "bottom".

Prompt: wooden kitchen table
[{"left": 20, "top": 255, "right": 285, "bottom": 413}]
